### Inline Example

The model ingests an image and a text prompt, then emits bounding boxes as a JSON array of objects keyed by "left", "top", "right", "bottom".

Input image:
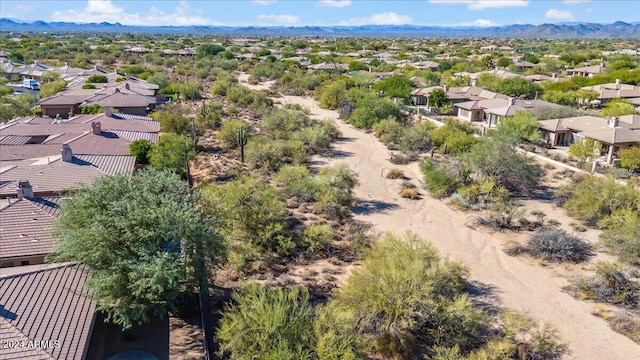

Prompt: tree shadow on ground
[
  {"left": 353, "top": 199, "right": 400, "bottom": 215},
  {"left": 466, "top": 280, "right": 502, "bottom": 317}
]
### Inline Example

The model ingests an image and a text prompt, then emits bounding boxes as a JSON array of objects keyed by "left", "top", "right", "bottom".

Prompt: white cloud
[
  {"left": 50, "top": 0, "right": 214, "bottom": 26},
  {"left": 468, "top": 19, "right": 498, "bottom": 26},
  {"left": 561, "top": 0, "right": 591, "bottom": 4},
  {"left": 15, "top": 4, "right": 37, "bottom": 12},
  {"left": 544, "top": 9, "right": 575, "bottom": 21},
  {"left": 252, "top": 0, "right": 277, "bottom": 5},
  {"left": 256, "top": 14, "right": 301, "bottom": 24},
  {"left": 429, "top": 0, "right": 529, "bottom": 11},
  {"left": 340, "top": 12, "right": 413, "bottom": 26},
  {"left": 317, "top": 0, "right": 352, "bottom": 8}
]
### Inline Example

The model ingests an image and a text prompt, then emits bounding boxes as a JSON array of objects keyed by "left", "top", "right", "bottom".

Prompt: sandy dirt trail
[{"left": 274, "top": 95, "right": 639, "bottom": 360}]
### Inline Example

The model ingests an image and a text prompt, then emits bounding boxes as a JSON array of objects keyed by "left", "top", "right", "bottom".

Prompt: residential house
[
  {"left": 38, "top": 94, "right": 87, "bottom": 118},
  {"left": 538, "top": 115, "right": 640, "bottom": 163},
  {"left": 307, "top": 62, "right": 348, "bottom": 72},
  {"left": 580, "top": 79, "right": 640, "bottom": 106},
  {"left": 411, "top": 85, "right": 508, "bottom": 107},
  {"left": 456, "top": 97, "right": 563, "bottom": 127},
  {"left": 566, "top": 63, "right": 606, "bottom": 77}
]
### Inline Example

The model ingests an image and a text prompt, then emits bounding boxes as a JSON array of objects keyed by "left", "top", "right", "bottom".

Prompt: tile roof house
[
  {"left": 0, "top": 263, "right": 97, "bottom": 359},
  {"left": 82, "top": 89, "right": 157, "bottom": 116},
  {"left": 456, "top": 97, "right": 563, "bottom": 127},
  {"left": 538, "top": 115, "right": 640, "bottom": 163},
  {"left": 580, "top": 79, "right": 640, "bottom": 106},
  {"left": 566, "top": 63, "right": 606, "bottom": 77},
  {"left": 410, "top": 85, "right": 508, "bottom": 106}
]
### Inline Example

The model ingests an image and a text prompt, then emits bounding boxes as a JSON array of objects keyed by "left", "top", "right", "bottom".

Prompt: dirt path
[{"left": 275, "top": 95, "right": 639, "bottom": 360}]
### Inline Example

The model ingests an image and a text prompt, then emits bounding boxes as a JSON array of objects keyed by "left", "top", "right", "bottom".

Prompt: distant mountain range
[{"left": 1, "top": 19, "right": 639, "bottom": 38}]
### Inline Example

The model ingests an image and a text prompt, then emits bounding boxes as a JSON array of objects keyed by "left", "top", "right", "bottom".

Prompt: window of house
[{"left": 21, "top": 261, "right": 30, "bottom": 266}]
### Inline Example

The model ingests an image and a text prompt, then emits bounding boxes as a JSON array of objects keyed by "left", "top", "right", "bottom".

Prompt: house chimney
[
  {"left": 615, "top": 79, "right": 621, "bottom": 85},
  {"left": 444, "top": 85, "right": 449, "bottom": 92},
  {"left": 105, "top": 106, "right": 113, "bottom": 117},
  {"left": 508, "top": 98, "right": 516, "bottom": 106},
  {"left": 471, "top": 79, "right": 477, "bottom": 87},
  {"left": 125, "top": 83, "right": 130, "bottom": 90},
  {"left": 16, "top": 180, "right": 34, "bottom": 199},
  {"left": 94, "top": 65, "right": 98, "bottom": 71},
  {"left": 125, "top": 73, "right": 131, "bottom": 80},
  {"left": 64, "top": 62, "right": 68, "bottom": 66},
  {"left": 552, "top": 73, "right": 556, "bottom": 79},
  {"left": 61, "top": 144, "right": 73, "bottom": 162},
  {"left": 609, "top": 117, "right": 619, "bottom": 128},
  {"left": 91, "top": 121, "right": 102, "bottom": 135}
]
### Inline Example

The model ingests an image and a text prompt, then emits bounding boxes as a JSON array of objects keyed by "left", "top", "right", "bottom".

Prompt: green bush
[
  {"left": 200, "top": 175, "right": 291, "bottom": 260},
  {"left": 314, "top": 164, "right": 358, "bottom": 220},
  {"left": 333, "top": 232, "right": 470, "bottom": 357},
  {"left": 275, "top": 165, "right": 318, "bottom": 201},
  {"left": 349, "top": 94, "right": 399, "bottom": 129},
  {"left": 373, "top": 117, "right": 404, "bottom": 145},
  {"left": 262, "top": 109, "right": 311, "bottom": 140},
  {"left": 129, "top": 139, "right": 153, "bottom": 165},
  {"left": 399, "top": 122, "right": 433, "bottom": 152},
  {"left": 563, "top": 176, "right": 640, "bottom": 226},
  {"left": 599, "top": 209, "right": 640, "bottom": 266},
  {"left": 86, "top": 74, "right": 108, "bottom": 83},
  {"left": 149, "top": 134, "right": 193, "bottom": 177},
  {"left": 576, "top": 262, "right": 638, "bottom": 308},
  {"left": 291, "top": 125, "right": 334, "bottom": 154},
  {"left": 218, "top": 119, "right": 251, "bottom": 148},
  {"left": 421, "top": 159, "right": 465, "bottom": 198},
  {"left": 302, "top": 224, "right": 334, "bottom": 253},
  {"left": 81, "top": 83, "right": 96, "bottom": 89},
  {"left": 245, "top": 138, "right": 307, "bottom": 172}
]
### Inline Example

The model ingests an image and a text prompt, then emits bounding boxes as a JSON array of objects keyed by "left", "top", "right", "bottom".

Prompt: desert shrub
[
  {"left": 291, "top": 125, "right": 334, "bottom": 154},
  {"left": 421, "top": 159, "right": 466, "bottom": 198},
  {"left": 262, "top": 109, "right": 311, "bottom": 140},
  {"left": 39, "top": 79, "right": 67, "bottom": 97},
  {"left": 245, "top": 138, "right": 307, "bottom": 171},
  {"left": 217, "top": 284, "right": 362, "bottom": 359},
  {"left": 81, "top": 83, "right": 96, "bottom": 89},
  {"left": 275, "top": 165, "right": 317, "bottom": 202},
  {"left": 575, "top": 262, "right": 638, "bottom": 308},
  {"left": 373, "top": 117, "right": 404, "bottom": 145},
  {"left": 430, "top": 118, "right": 474, "bottom": 147},
  {"left": 148, "top": 134, "right": 193, "bottom": 177},
  {"left": 349, "top": 94, "right": 399, "bottom": 129},
  {"left": 442, "top": 130, "right": 477, "bottom": 154},
  {"left": 218, "top": 119, "right": 251, "bottom": 148},
  {"left": 333, "top": 232, "right": 471, "bottom": 357},
  {"left": 386, "top": 168, "right": 405, "bottom": 179},
  {"left": 607, "top": 312, "right": 640, "bottom": 344},
  {"left": 399, "top": 122, "right": 433, "bottom": 152},
  {"left": 465, "top": 137, "right": 543, "bottom": 194},
  {"left": 210, "top": 74, "right": 238, "bottom": 96},
  {"left": 452, "top": 177, "right": 509, "bottom": 210},
  {"left": 598, "top": 209, "right": 640, "bottom": 266},
  {"left": 302, "top": 224, "right": 334, "bottom": 253},
  {"left": 200, "top": 175, "right": 293, "bottom": 265},
  {"left": 400, "top": 188, "right": 419, "bottom": 199},
  {"left": 563, "top": 176, "right": 640, "bottom": 226},
  {"left": 526, "top": 229, "right": 592, "bottom": 263},
  {"left": 217, "top": 284, "right": 316, "bottom": 359},
  {"left": 314, "top": 164, "right": 358, "bottom": 220}
]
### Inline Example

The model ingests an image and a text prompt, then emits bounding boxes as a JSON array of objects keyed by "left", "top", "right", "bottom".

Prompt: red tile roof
[{"left": 0, "top": 264, "right": 96, "bottom": 360}]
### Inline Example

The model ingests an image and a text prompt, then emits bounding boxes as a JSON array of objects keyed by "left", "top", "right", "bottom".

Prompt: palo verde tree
[{"left": 52, "top": 169, "right": 224, "bottom": 329}]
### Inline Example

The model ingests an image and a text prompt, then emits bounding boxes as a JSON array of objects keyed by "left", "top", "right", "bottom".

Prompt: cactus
[
  {"left": 200, "top": 102, "right": 208, "bottom": 117},
  {"left": 237, "top": 127, "right": 248, "bottom": 163}
]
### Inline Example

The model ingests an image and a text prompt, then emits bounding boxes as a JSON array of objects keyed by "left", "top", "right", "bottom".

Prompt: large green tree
[{"left": 53, "top": 170, "right": 223, "bottom": 329}]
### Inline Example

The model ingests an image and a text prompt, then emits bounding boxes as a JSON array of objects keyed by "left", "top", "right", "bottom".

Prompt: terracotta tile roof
[
  {"left": 84, "top": 91, "right": 156, "bottom": 108},
  {"left": 0, "top": 159, "right": 104, "bottom": 197},
  {"left": 0, "top": 264, "right": 96, "bottom": 360},
  {"left": 38, "top": 95, "right": 87, "bottom": 106},
  {"left": 0, "top": 197, "right": 62, "bottom": 260},
  {"left": 111, "top": 130, "right": 159, "bottom": 143},
  {"left": 0, "top": 135, "right": 31, "bottom": 146},
  {"left": 73, "top": 154, "right": 136, "bottom": 176},
  {"left": 0, "top": 144, "right": 63, "bottom": 162}
]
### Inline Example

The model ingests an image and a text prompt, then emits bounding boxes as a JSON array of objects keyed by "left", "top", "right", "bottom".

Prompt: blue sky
[{"left": 1, "top": 1, "right": 638, "bottom": 27}]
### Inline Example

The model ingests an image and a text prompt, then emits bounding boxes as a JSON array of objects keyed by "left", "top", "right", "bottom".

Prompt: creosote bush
[{"left": 575, "top": 261, "right": 638, "bottom": 308}]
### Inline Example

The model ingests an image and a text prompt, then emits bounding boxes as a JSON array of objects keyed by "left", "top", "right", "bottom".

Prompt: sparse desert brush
[
  {"left": 590, "top": 304, "right": 612, "bottom": 320},
  {"left": 386, "top": 168, "right": 405, "bottom": 179},
  {"left": 607, "top": 312, "right": 640, "bottom": 344},
  {"left": 400, "top": 188, "right": 419, "bottom": 199},
  {"left": 526, "top": 228, "right": 592, "bottom": 263}
]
